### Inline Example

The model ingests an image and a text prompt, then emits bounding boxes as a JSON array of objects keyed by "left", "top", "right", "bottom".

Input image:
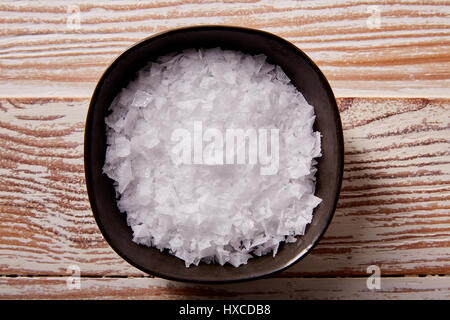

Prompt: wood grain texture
[
  {"left": 0, "top": 0, "right": 449, "bottom": 98},
  {"left": 0, "top": 97, "right": 448, "bottom": 277},
  {"left": 0, "top": 0, "right": 449, "bottom": 299},
  {"left": 0, "top": 276, "right": 449, "bottom": 299}
]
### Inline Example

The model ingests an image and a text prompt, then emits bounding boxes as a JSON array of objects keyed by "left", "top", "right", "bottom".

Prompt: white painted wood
[
  {"left": 0, "top": 276, "right": 448, "bottom": 299},
  {"left": 0, "top": 0, "right": 449, "bottom": 98},
  {"left": 0, "top": 98, "right": 448, "bottom": 277},
  {"left": 0, "top": 0, "right": 449, "bottom": 299}
]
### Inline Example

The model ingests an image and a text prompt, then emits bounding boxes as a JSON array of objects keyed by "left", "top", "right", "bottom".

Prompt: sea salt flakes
[{"left": 103, "top": 48, "right": 322, "bottom": 267}]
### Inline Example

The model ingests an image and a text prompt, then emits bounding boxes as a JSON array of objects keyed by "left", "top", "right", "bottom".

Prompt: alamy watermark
[
  {"left": 366, "top": 265, "right": 381, "bottom": 290},
  {"left": 66, "top": 264, "right": 81, "bottom": 289},
  {"left": 366, "top": 5, "right": 381, "bottom": 29},
  {"left": 169, "top": 121, "right": 280, "bottom": 175},
  {"left": 66, "top": 5, "right": 81, "bottom": 30}
]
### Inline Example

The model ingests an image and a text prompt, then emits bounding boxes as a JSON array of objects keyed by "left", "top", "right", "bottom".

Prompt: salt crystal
[
  {"left": 114, "top": 136, "right": 131, "bottom": 158},
  {"left": 131, "top": 90, "right": 153, "bottom": 108}
]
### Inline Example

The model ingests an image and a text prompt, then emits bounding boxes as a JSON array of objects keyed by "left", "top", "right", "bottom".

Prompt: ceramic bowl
[{"left": 84, "top": 25, "right": 344, "bottom": 283}]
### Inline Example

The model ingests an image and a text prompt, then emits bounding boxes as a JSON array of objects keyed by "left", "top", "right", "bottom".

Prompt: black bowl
[{"left": 84, "top": 25, "right": 344, "bottom": 283}]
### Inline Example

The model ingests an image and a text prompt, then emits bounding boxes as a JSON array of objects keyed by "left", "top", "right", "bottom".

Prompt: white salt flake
[
  {"left": 113, "top": 136, "right": 131, "bottom": 158},
  {"left": 131, "top": 90, "right": 153, "bottom": 108}
]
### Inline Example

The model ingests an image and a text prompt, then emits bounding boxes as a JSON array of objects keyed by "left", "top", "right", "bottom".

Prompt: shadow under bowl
[{"left": 84, "top": 25, "right": 344, "bottom": 283}]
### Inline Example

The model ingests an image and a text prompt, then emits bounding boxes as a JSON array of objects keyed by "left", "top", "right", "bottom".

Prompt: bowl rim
[{"left": 84, "top": 25, "right": 344, "bottom": 283}]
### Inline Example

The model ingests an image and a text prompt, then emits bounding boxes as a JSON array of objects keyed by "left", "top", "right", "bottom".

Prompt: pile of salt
[{"left": 103, "top": 48, "right": 322, "bottom": 267}]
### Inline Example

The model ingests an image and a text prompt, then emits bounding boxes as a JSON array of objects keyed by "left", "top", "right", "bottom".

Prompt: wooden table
[{"left": 0, "top": 0, "right": 449, "bottom": 299}]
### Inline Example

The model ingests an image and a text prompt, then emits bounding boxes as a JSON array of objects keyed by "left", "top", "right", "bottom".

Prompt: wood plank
[
  {"left": 0, "top": 0, "right": 449, "bottom": 98},
  {"left": 0, "top": 276, "right": 448, "bottom": 299},
  {"left": 0, "top": 97, "right": 448, "bottom": 277}
]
